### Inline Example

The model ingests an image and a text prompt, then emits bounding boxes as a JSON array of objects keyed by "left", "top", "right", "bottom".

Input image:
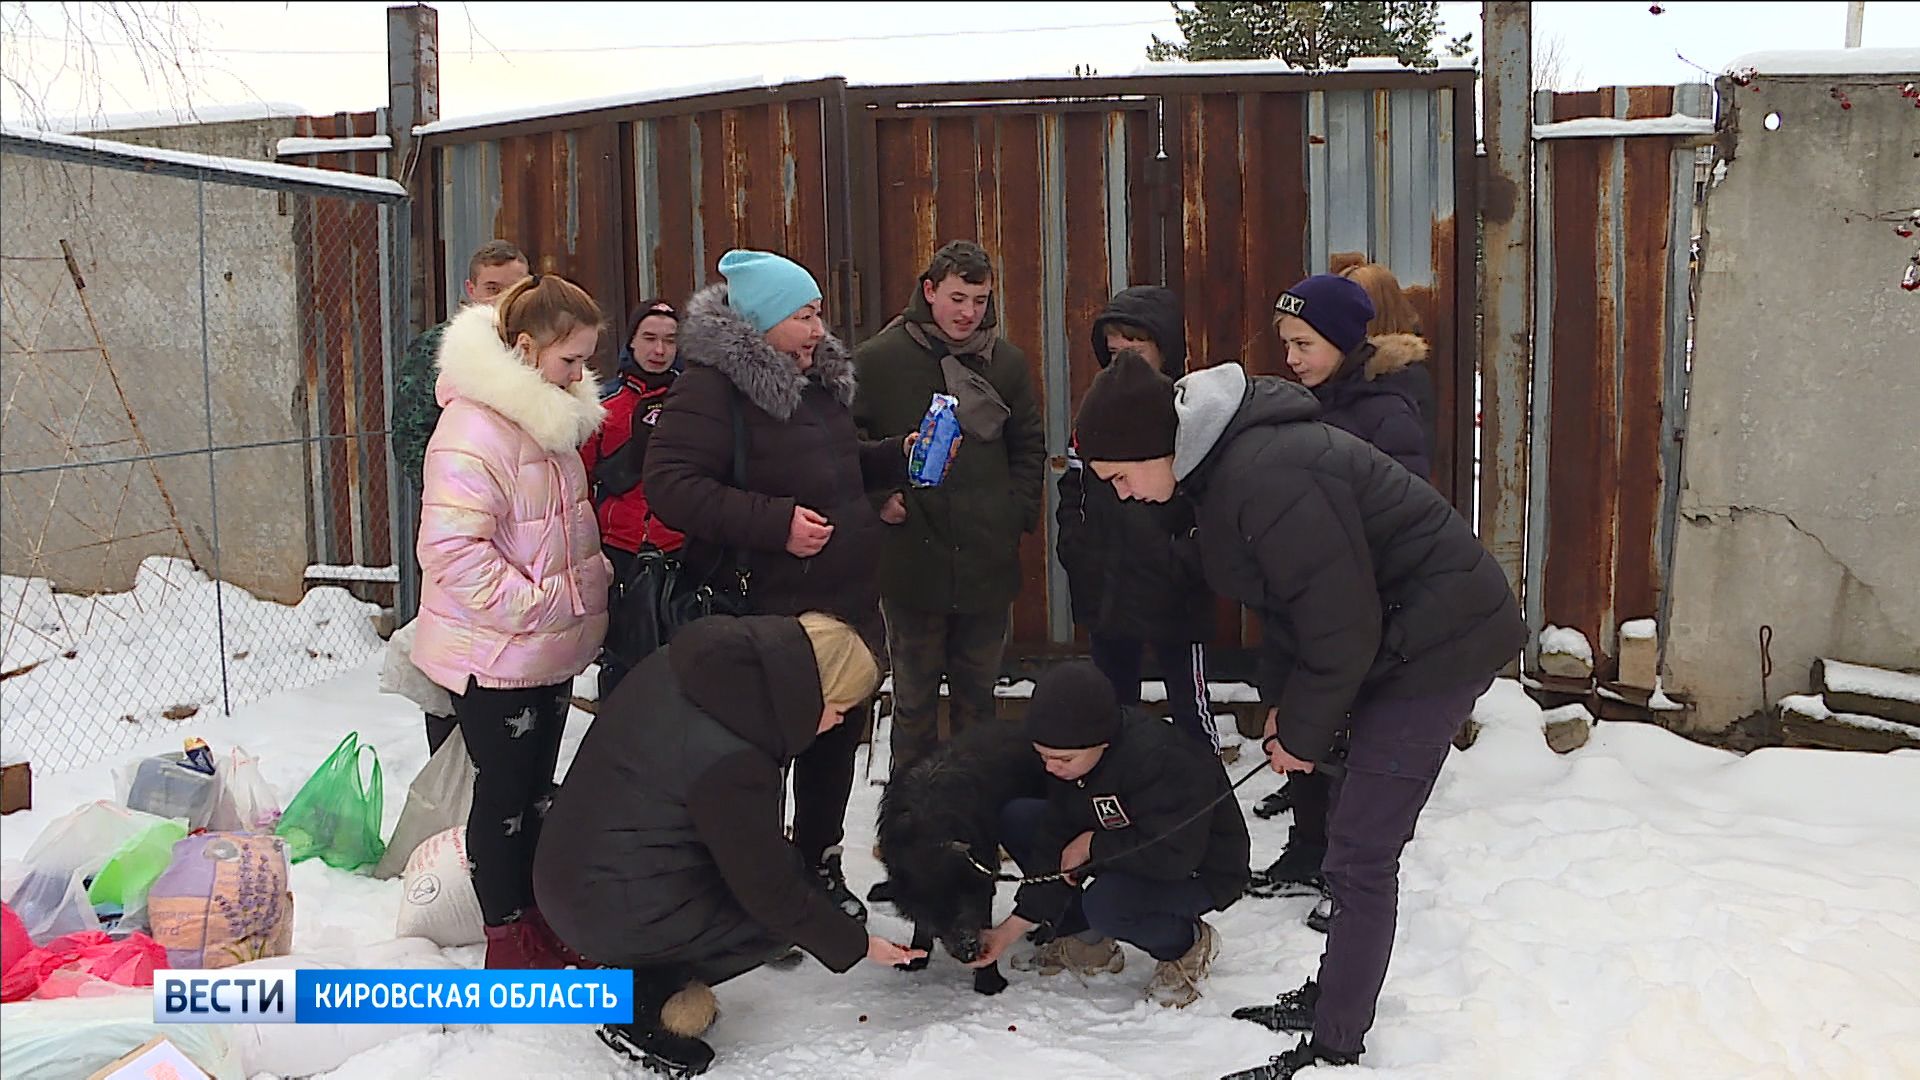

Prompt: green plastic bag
[
  {"left": 86, "top": 819, "right": 189, "bottom": 929},
  {"left": 275, "top": 732, "right": 386, "bottom": 871}
]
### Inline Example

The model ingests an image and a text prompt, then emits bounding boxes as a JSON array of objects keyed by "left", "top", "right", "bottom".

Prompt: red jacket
[{"left": 581, "top": 370, "right": 685, "bottom": 554}]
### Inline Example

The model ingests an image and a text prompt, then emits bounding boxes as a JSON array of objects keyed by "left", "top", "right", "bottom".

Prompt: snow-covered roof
[
  {"left": 1728, "top": 47, "right": 1920, "bottom": 76},
  {"left": 52, "top": 101, "right": 312, "bottom": 134},
  {"left": 0, "top": 124, "right": 406, "bottom": 198},
  {"left": 276, "top": 135, "right": 393, "bottom": 157},
  {"left": 1533, "top": 116, "right": 1716, "bottom": 140}
]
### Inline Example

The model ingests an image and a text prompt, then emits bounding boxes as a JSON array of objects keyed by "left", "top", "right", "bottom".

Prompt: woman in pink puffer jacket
[{"left": 410, "top": 273, "right": 611, "bottom": 969}]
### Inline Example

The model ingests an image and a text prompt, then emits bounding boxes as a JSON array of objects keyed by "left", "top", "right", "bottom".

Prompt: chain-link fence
[{"left": 1, "top": 132, "right": 408, "bottom": 776}]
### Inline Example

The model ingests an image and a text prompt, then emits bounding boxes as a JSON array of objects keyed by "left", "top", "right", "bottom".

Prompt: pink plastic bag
[
  {"left": 0, "top": 903, "right": 31, "bottom": 982},
  {"left": 0, "top": 928, "right": 167, "bottom": 1002}
]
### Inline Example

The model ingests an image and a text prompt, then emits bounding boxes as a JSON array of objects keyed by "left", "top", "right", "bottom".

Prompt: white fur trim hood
[{"left": 434, "top": 304, "right": 606, "bottom": 453}]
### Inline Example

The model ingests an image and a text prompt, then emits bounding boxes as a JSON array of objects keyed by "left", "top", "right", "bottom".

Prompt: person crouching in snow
[
  {"left": 1070, "top": 351, "right": 1526, "bottom": 1078},
  {"left": 532, "top": 613, "right": 925, "bottom": 1077},
  {"left": 968, "top": 661, "right": 1250, "bottom": 1008},
  {"left": 409, "top": 273, "right": 612, "bottom": 971}
]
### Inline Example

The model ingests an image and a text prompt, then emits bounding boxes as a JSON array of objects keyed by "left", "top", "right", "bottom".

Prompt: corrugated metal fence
[
  {"left": 414, "top": 69, "right": 1475, "bottom": 666},
  {"left": 1527, "top": 85, "right": 1709, "bottom": 680}
]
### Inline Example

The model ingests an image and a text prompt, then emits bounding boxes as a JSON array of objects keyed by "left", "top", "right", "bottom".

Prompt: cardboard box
[{"left": 1, "top": 761, "right": 29, "bottom": 814}]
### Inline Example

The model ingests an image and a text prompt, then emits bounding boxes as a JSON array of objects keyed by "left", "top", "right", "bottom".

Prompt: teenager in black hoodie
[{"left": 1056, "top": 287, "right": 1218, "bottom": 751}]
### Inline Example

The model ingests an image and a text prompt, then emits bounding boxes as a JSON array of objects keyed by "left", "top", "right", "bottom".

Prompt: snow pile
[
  {"left": 0, "top": 558, "right": 381, "bottom": 770},
  {"left": 1539, "top": 626, "right": 1595, "bottom": 664},
  {"left": 1821, "top": 659, "right": 1920, "bottom": 706},
  {"left": 1620, "top": 619, "right": 1658, "bottom": 642},
  {"left": 6, "top": 665, "right": 1920, "bottom": 1078},
  {"left": 1781, "top": 694, "right": 1920, "bottom": 741}
]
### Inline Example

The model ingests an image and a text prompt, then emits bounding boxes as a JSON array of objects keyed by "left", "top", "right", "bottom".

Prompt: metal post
[
  {"left": 388, "top": 3, "right": 438, "bottom": 624},
  {"left": 196, "top": 177, "right": 232, "bottom": 715},
  {"left": 1478, "top": 2, "right": 1534, "bottom": 660},
  {"left": 1844, "top": 1, "right": 1866, "bottom": 47}
]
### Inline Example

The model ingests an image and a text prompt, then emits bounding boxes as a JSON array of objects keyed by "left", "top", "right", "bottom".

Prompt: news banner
[{"left": 155, "top": 969, "right": 632, "bottom": 1024}]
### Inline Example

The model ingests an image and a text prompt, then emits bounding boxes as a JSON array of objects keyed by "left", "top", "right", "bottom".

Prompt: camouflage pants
[{"left": 882, "top": 601, "right": 1010, "bottom": 774}]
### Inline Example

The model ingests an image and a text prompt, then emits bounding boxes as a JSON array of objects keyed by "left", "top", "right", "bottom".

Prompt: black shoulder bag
[{"left": 604, "top": 393, "right": 752, "bottom": 670}]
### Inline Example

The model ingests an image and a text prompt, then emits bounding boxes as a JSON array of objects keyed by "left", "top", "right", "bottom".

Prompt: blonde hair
[
  {"left": 1338, "top": 263, "right": 1425, "bottom": 338},
  {"left": 496, "top": 274, "right": 603, "bottom": 357},
  {"left": 797, "top": 612, "right": 880, "bottom": 707}
]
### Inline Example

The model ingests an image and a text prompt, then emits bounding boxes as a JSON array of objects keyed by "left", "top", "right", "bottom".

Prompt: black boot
[
  {"left": 1231, "top": 977, "right": 1318, "bottom": 1032},
  {"left": 1251, "top": 781, "right": 1295, "bottom": 820},
  {"left": 815, "top": 846, "right": 867, "bottom": 923},
  {"left": 1219, "top": 1037, "right": 1359, "bottom": 1079},
  {"left": 597, "top": 1023, "right": 715, "bottom": 1078},
  {"left": 1306, "top": 895, "right": 1335, "bottom": 935},
  {"left": 1247, "top": 841, "right": 1328, "bottom": 899},
  {"left": 866, "top": 879, "right": 896, "bottom": 904}
]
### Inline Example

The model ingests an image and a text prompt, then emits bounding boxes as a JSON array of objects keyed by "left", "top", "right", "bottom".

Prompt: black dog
[{"left": 874, "top": 722, "right": 1049, "bottom": 995}]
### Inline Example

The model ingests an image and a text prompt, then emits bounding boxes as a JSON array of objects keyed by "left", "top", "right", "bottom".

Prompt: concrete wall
[
  {"left": 89, "top": 117, "right": 296, "bottom": 162},
  {"left": 0, "top": 149, "right": 310, "bottom": 603},
  {"left": 1665, "top": 70, "right": 1920, "bottom": 730}
]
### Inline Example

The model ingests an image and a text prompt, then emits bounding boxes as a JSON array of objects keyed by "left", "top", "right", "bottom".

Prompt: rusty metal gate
[
  {"left": 415, "top": 68, "right": 1475, "bottom": 667},
  {"left": 1527, "top": 85, "right": 1709, "bottom": 680}
]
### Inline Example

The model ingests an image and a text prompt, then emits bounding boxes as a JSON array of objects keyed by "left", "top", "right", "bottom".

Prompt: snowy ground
[{"left": 5, "top": 655, "right": 1920, "bottom": 1079}]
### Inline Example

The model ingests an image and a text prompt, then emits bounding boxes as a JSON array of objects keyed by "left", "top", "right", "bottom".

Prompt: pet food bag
[
  {"left": 394, "top": 827, "right": 484, "bottom": 948},
  {"left": 147, "top": 833, "right": 293, "bottom": 971}
]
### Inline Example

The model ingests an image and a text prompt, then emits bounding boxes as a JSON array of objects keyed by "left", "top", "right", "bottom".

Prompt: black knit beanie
[
  {"left": 1073, "top": 349, "right": 1177, "bottom": 462},
  {"left": 1025, "top": 661, "right": 1123, "bottom": 749}
]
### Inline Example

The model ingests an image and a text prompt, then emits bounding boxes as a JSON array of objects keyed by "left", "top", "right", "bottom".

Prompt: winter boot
[
  {"left": 597, "top": 975, "right": 718, "bottom": 1077},
  {"left": 520, "top": 908, "right": 589, "bottom": 969},
  {"left": 1306, "top": 895, "right": 1336, "bottom": 935},
  {"left": 1248, "top": 841, "right": 1329, "bottom": 899},
  {"left": 1252, "top": 782, "right": 1295, "bottom": 820},
  {"left": 1232, "top": 977, "right": 1319, "bottom": 1032},
  {"left": 1012, "top": 934, "right": 1125, "bottom": 977},
  {"left": 1218, "top": 1037, "right": 1359, "bottom": 1079},
  {"left": 482, "top": 920, "right": 544, "bottom": 970},
  {"left": 1147, "top": 918, "right": 1219, "bottom": 1008},
  {"left": 814, "top": 846, "right": 867, "bottom": 922}
]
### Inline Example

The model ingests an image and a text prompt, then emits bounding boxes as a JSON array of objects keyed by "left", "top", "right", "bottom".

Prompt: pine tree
[{"left": 1146, "top": 1, "right": 1473, "bottom": 70}]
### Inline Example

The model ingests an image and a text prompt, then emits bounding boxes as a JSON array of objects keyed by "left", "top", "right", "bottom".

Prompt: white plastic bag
[
  {"left": 373, "top": 727, "right": 475, "bottom": 880},
  {"left": 205, "top": 746, "right": 281, "bottom": 833},
  {"left": 5, "top": 802, "right": 174, "bottom": 944},
  {"left": 381, "top": 620, "right": 454, "bottom": 718},
  {"left": 225, "top": 937, "right": 452, "bottom": 1077},
  {"left": 394, "top": 827, "right": 484, "bottom": 947}
]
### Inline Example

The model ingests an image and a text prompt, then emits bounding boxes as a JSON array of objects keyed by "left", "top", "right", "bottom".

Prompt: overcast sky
[{"left": 3, "top": 1, "right": 1917, "bottom": 128}]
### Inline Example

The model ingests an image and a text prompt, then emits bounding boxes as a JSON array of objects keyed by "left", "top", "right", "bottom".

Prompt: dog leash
[{"left": 954, "top": 737, "right": 1346, "bottom": 888}]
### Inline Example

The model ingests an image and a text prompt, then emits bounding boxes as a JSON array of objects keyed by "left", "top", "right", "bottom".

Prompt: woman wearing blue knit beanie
[{"left": 643, "top": 249, "right": 914, "bottom": 948}]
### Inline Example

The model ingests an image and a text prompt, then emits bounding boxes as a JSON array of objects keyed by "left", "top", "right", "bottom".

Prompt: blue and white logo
[{"left": 155, "top": 970, "right": 297, "bottom": 1024}]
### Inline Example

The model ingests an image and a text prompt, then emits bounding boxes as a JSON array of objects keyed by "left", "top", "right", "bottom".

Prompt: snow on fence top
[
  {"left": 1621, "top": 619, "right": 1659, "bottom": 641},
  {"left": 1533, "top": 116, "right": 1716, "bottom": 140},
  {"left": 303, "top": 564, "right": 400, "bottom": 584},
  {"left": 1728, "top": 47, "right": 1920, "bottom": 77},
  {"left": 0, "top": 125, "right": 406, "bottom": 199},
  {"left": 1540, "top": 626, "right": 1595, "bottom": 663},
  {"left": 414, "top": 74, "right": 825, "bottom": 137},
  {"left": 275, "top": 135, "right": 393, "bottom": 156},
  {"left": 50, "top": 101, "right": 311, "bottom": 134},
  {"left": 1820, "top": 660, "right": 1920, "bottom": 706},
  {"left": 1781, "top": 694, "right": 1920, "bottom": 740}
]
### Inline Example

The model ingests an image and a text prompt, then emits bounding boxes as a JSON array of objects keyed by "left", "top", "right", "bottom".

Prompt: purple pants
[{"left": 1312, "top": 676, "right": 1491, "bottom": 1056}]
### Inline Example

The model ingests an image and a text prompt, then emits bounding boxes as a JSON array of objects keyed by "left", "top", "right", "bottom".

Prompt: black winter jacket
[
  {"left": 644, "top": 285, "right": 907, "bottom": 652},
  {"left": 1012, "top": 710, "right": 1250, "bottom": 925},
  {"left": 1173, "top": 365, "right": 1526, "bottom": 763},
  {"left": 1056, "top": 287, "right": 1214, "bottom": 641},
  {"left": 533, "top": 615, "right": 869, "bottom": 973},
  {"left": 1311, "top": 333, "right": 1437, "bottom": 482}
]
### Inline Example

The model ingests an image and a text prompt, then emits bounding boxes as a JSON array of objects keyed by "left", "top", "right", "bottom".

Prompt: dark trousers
[
  {"left": 597, "top": 545, "right": 642, "bottom": 703},
  {"left": 790, "top": 705, "right": 863, "bottom": 865},
  {"left": 425, "top": 714, "right": 458, "bottom": 755},
  {"left": 1313, "top": 676, "right": 1491, "bottom": 1056},
  {"left": 1089, "top": 634, "right": 1219, "bottom": 753},
  {"left": 454, "top": 678, "right": 570, "bottom": 926},
  {"left": 883, "top": 601, "right": 1010, "bottom": 773},
  {"left": 999, "top": 797, "right": 1213, "bottom": 963},
  {"left": 1288, "top": 770, "right": 1332, "bottom": 850}
]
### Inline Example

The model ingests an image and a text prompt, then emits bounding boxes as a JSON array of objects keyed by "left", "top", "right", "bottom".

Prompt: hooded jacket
[
  {"left": 1012, "top": 709, "right": 1250, "bottom": 926},
  {"left": 1311, "top": 333, "right": 1437, "bottom": 481},
  {"left": 1055, "top": 287, "right": 1214, "bottom": 641},
  {"left": 851, "top": 289, "right": 1048, "bottom": 615},
  {"left": 410, "top": 304, "right": 612, "bottom": 693},
  {"left": 643, "top": 284, "right": 907, "bottom": 651},
  {"left": 581, "top": 367, "right": 685, "bottom": 554},
  {"left": 1171, "top": 364, "right": 1526, "bottom": 763},
  {"left": 533, "top": 615, "right": 870, "bottom": 972}
]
